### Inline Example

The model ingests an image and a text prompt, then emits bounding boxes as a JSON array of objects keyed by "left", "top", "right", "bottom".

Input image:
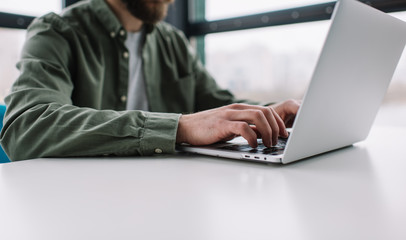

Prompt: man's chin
[
  {"left": 148, "top": 0, "right": 173, "bottom": 7},
  {"left": 149, "top": 0, "right": 174, "bottom": 4},
  {"left": 122, "top": 0, "right": 173, "bottom": 24}
]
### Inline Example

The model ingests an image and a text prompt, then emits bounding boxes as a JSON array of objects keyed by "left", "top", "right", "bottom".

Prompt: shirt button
[
  {"left": 155, "top": 148, "right": 163, "bottom": 154},
  {"left": 110, "top": 31, "right": 116, "bottom": 38},
  {"left": 120, "top": 95, "right": 127, "bottom": 102},
  {"left": 120, "top": 29, "right": 126, "bottom": 36},
  {"left": 123, "top": 51, "right": 129, "bottom": 59}
]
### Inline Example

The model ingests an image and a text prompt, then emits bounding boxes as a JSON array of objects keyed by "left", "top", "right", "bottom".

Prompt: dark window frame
[
  {"left": 0, "top": 12, "right": 35, "bottom": 29},
  {"left": 167, "top": 0, "right": 406, "bottom": 63},
  {"left": 4, "top": 1, "right": 406, "bottom": 33},
  {"left": 1, "top": 0, "right": 406, "bottom": 53},
  {"left": 185, "top": 0, "right": 406, "bottom": 37},
  {"left": 0, "top": 0, "right": 79, "bottom": 29}
]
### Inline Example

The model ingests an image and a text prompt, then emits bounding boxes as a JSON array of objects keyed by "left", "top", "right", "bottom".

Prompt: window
[
  {"left": 205, "top": 20, "right": 329, "bottom": 103},
  {"left": 0, "top": 28, "right": 26, "bottom": 103},
  {"left": 0, "top": 0, "right": 64, "bottom": 103},
  {"left": 388, "top": 11, "right": 406, "bottom": 99},
  {"left": 0, "top": 0, "right": 61, "bottom": 16},
  {"left": 204, "top": 10, "right": 406, "bottom": 105},
  {"left": 205, "top": 0, "right": 331, "bottom": 21}
]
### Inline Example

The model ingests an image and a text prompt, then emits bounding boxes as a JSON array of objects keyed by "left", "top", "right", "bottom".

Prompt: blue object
[{"left": 0, "top": 104, "right": 10, "bottom": 163}]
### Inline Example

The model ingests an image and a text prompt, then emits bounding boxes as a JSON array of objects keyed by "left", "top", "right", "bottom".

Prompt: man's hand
[
  {"left": 269, "top": 99, "right": 301, "bottom": 128},
  {"left": 176, "top": 101, "right": 299, "bottom": 148}
]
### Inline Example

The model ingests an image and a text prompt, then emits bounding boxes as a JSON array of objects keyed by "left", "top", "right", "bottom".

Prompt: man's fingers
[
  {"left": 269, "top": 107, "right": 289, "bottom": 138},
  {"left": 228, "top": 121, "right": 258, "bottom": 148},
  {"left": 176, "top": 101, "right": 298, "bottom": 148},
  {"left": 229, "top": 104, "right": 287, "bottom": 136},
  {"left": 250, "top": 125, "right": 262, "bottom": 138},
  {"left": 225, "top": 109, "right": 273, "bottom": 146},
  {"left": 270, "top": 99, "right": 301, "bottom": 128},
  {"left": 226, "top": 104, "right": 288, "bottom": 146}
]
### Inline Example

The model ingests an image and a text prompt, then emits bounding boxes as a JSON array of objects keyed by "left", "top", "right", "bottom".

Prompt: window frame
[
  {"left": 164, "top": 0, "right": 406, "bottom": 63},
  {"left": 1, "top": 0, "right": 406, "bottom": 53},
  {"left": 185, "top": 0, "right": 406, "bottom": 37},
  {"left": 0, "top": 0, "right": 79, "bottom": 29}
]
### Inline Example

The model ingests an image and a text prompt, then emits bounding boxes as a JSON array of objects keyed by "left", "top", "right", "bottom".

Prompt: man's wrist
[{"left": 176, "top": 114, "right": 188, "bottom": 144}]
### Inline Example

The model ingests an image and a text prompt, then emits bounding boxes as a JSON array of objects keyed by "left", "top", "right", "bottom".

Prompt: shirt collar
[{"left": 90, "top": 0, "right": 122, "bottom": 36}]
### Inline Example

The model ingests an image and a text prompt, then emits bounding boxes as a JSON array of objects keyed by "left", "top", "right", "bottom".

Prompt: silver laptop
[{"left": 177, "top": 0, "right": 406, "bottom": 164}]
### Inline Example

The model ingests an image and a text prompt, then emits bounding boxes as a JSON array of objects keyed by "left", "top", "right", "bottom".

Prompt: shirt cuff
[{"left": 140, "top": 112, "right": 181, "bottom": 155}]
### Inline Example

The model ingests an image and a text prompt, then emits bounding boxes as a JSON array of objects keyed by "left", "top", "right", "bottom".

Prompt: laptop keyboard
[{"left": 218, "top": 137, "right": 288, "bottom": 156}]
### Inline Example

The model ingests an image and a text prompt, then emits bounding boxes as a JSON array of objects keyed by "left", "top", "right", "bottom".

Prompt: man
[{"left": 0, "top": 0, "right": 299, "bottom": 161}]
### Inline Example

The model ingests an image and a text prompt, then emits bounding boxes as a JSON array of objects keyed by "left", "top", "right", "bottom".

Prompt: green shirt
[{"left": 0, "top": 0, "right": 247, "bottom": 161}]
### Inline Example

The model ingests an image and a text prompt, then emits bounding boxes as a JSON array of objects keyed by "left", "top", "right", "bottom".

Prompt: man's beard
[{"left": 121, "top": 0, "right": 174, "bottom": 24}]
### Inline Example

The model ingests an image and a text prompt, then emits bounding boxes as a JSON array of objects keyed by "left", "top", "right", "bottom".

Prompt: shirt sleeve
[{"left": 0, "top": 16, "right": 180, "bottom": 161}]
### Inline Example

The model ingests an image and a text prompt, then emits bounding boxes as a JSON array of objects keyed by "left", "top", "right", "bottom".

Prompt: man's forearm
[{"left": 1, "top": 102, "right": 180, "bottom": 161}]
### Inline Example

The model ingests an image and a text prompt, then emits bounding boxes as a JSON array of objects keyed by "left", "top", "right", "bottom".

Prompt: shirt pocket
[{"left": 162, "top": 73, "right": 196, "bottom": 113}]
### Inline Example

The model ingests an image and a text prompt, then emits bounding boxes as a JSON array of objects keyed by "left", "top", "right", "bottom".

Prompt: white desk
[{"left": 1, "top": 126, "right": 405, "bottom": 240}]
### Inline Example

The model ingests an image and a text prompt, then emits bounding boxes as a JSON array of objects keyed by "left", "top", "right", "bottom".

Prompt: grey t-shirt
[{"left": 124, "top": 29, "right": 149, "bottom": 111}]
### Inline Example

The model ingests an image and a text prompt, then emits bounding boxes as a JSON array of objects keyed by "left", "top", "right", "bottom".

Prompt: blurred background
[{"left": 1, "top": 0, "right": 405, "bottom": 126}]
